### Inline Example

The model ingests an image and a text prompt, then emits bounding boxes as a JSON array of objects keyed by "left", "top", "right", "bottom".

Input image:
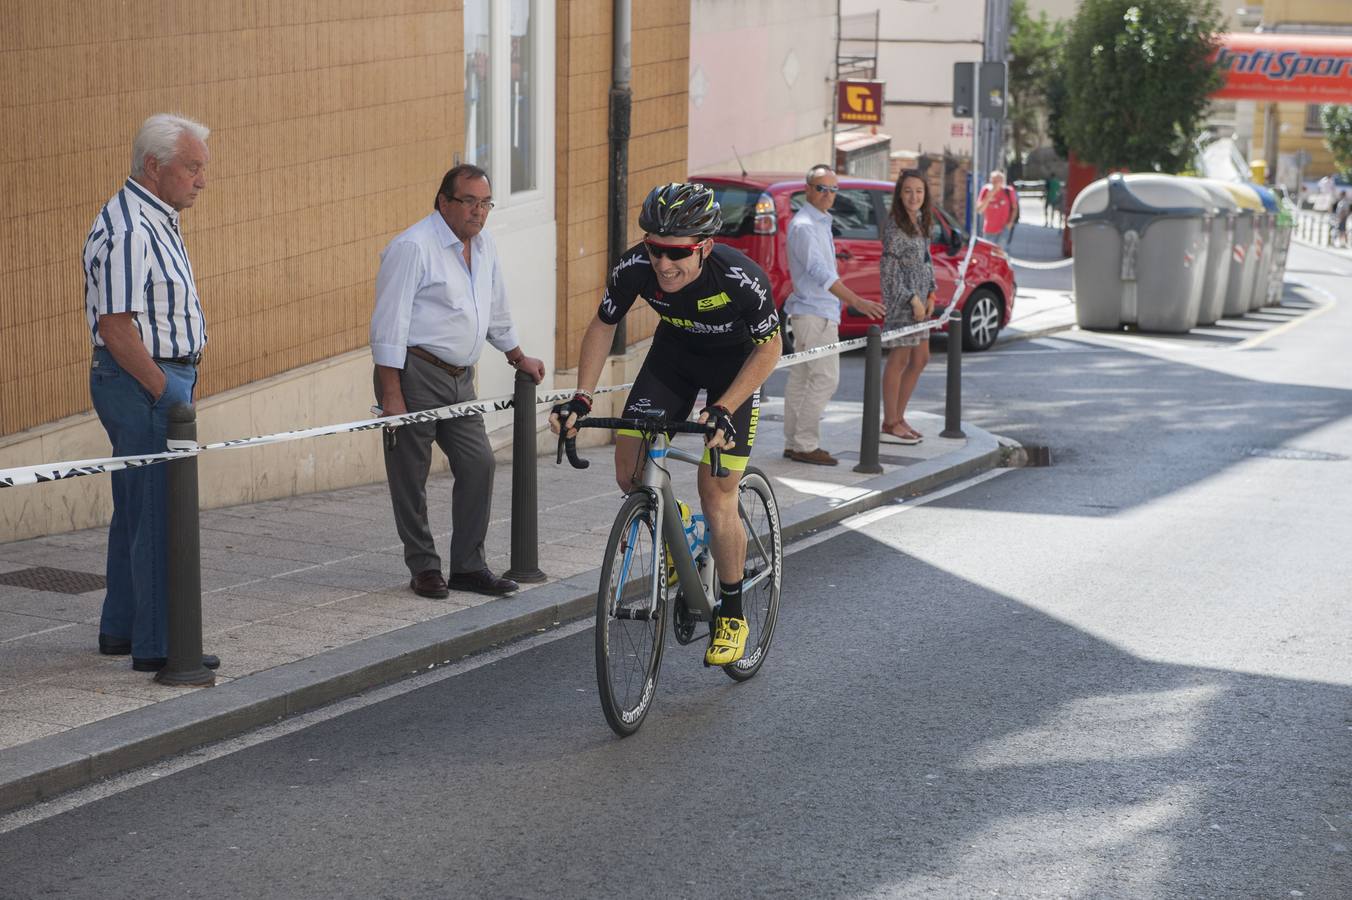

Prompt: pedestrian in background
[
  {"left": 976, "top": 170, "right": 1018, "bottom": 247},
  {"left": 370, "top": 164, "right": 544, "bottom": 600},
  {"left": 1044, "top": 174, "right": 1062, "bottom": 228},
  {"left": 1333, "top": 191, "right": 1350, "bottom": 248},
  {"left": 85, "top": 113, "right": 220, "bottom": 673},
  {"left": 880, "top": 169, "right": 938, "bottom": 446},
  {"left": 780, "top": 164, "right": 884, "bottom": 466}
]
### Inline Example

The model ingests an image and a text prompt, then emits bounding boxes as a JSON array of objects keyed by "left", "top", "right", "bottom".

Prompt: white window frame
[{"left": 470, "top": 0, "right": 555, "bottom": 232}]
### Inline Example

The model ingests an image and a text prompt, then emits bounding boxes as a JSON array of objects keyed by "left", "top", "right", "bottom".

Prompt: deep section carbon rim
[
  {"left": 595, "top": 493, "right": 667, "bottom": 736},
  {"left": 723, "top": 467, "right": 782, "bottom": 682}
]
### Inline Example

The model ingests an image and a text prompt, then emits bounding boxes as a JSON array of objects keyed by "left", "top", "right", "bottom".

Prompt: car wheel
[{"left": 961, "top": 288, "right": 1002, "bottom": 352}]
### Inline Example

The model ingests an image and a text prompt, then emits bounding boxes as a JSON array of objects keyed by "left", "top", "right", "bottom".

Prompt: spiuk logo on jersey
[
  {"left": 696, "top": 292, "right": 732, "bottom": 311},
  {"left": 610, "top": 253, "right": 649, "bottom": 282},
  {"left": 726, "top": 266, "right": 769, "bottom": 304}
]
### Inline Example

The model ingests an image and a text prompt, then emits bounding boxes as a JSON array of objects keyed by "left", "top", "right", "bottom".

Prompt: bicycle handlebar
[{"left": 555, "top": 417, "right": 730, "bottom": 477}]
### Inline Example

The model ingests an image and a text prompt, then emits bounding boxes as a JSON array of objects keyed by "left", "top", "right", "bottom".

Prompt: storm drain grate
[
  {"left": 1245, "top": 447, "right": 1347, "bottom": 462},
  {"left": 0, "top": 566, "right": 106, "bottom": 594}
]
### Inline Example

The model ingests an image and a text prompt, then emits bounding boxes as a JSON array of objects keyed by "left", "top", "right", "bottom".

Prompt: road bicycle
[{"left": 557, "top": 412, "right": 783, "bottom": 736}]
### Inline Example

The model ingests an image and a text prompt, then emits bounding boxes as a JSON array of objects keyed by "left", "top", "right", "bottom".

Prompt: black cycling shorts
[{"left": 618, "top": 340, "right": 760, "bottom": 471}]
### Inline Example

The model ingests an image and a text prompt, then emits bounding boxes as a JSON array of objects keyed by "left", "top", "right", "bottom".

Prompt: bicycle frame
[{"left": 641, "top": 432, "right": 719, "bottom": 621}]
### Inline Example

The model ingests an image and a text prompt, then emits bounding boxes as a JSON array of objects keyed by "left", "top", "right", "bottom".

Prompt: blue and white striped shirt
[{"left": 83, "top": 179, "right": 206, "bottom": 359}]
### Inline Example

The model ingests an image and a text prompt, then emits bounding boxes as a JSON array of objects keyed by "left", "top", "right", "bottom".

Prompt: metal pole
[
  {"left": 156, "top": 403, "right": 214, "bottom": 687},
  {"left": 854, "top": 325, "right": 883, "bottom": 474},
  {"left": 941, "top": 316, "right": 965, "bottom": 439},
  {"left": 505, "top": 370, "right": 546, "bottom": 583},
  {"left": 607, "top": 0, "right": 632, "bottom": 356}
]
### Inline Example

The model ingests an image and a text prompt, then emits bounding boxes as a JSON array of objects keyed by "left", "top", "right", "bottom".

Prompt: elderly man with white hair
[{"left": 83, "top": 113, "right": 219, "bottom": 674}]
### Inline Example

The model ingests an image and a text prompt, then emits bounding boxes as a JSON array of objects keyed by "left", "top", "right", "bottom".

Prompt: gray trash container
[
  {"left": 1221, "top": 183, "right": 1263, "bottom": 316},
  {"left": 1069, "top": 174, "right": 1214, "bottom": 333},
  {"left": 1190, "top": 179, "right": 1236, "bottom": 326}
]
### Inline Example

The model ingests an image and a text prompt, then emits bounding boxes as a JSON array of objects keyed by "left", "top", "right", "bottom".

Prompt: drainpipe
[{"left": 608, "top": 0, "right": 632, "bottom": 356}]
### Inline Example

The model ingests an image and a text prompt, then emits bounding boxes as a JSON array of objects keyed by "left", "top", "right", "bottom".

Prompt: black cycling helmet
[{"left": 638, "top": 182, "right": 722, "bottom": 237}]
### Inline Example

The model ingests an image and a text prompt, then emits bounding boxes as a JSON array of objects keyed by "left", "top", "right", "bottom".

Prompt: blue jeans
[{"left": 89, "top": 348, "right": 197, "bottom": 658}]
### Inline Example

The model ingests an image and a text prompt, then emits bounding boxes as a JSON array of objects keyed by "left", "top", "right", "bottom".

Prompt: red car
[{"left": 693, "top": 173, "right": 1017, "bottom": 351}]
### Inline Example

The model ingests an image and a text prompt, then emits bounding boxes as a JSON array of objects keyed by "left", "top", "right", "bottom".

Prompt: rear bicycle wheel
[
  {"left": 595, "top": 492, "right": 667, "bottom": 736},
  {"left": 723, "top": 466, "right": 782, "bottom": 682}
]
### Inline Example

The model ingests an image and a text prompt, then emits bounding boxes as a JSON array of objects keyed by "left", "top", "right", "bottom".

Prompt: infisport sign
[
  {"left": 1213, "top": 33, "right": 1352, "bottom": 104},
  {"left": 837, "top": 80, "right": 884, "bottom": 125}
]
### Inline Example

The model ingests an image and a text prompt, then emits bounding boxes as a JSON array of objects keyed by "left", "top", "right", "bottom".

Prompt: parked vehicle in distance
[{"left": 692, "top": 172, "right": 1017, "bottom": 351}]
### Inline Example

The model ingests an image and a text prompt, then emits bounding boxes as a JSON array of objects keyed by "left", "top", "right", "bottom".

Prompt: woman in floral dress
[{"left": 879, "top": 169, "right": 938, "bottom": 444}]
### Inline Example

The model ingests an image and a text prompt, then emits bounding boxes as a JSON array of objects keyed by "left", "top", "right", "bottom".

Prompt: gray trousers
[{"left": 375, "top": 354, "right": 493, "bottom": 577}]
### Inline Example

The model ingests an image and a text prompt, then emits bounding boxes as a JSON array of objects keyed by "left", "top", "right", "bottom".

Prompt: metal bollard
[
  {"left": 505, "top": 370, "right": 546, "bottom": 583},
  {"left": 854, "top": 325, "right": 883, "bottom": 474},
  {"left": 940, "top": 315, "right": 965, "bottom": 439},
  {"left": 156, "top": 403, "right": 214, "bottom": 686}
]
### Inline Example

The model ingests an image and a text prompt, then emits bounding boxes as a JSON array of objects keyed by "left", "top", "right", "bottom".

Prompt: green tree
[
  {"left": 1008, "top": 0, "right": 1067, "bottom": 160},
  {"left": 1061, "top": 0, "right": 1224, "bottom": 172},
  {"left": 1321, "top": 105, "right": 1352, "bottom": 177}
]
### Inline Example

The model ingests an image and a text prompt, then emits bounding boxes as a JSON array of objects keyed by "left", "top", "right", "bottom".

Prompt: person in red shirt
[{"left": 976, "top": 170, "right": 1018, "bottom": 247}]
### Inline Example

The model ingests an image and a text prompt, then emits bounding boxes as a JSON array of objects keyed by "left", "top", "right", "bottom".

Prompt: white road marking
[{"left": 0, "top": 621, "right": 591, "bottom": 834}]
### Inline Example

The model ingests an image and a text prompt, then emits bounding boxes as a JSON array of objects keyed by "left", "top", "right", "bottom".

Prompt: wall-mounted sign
[
  {"left": 838, "top": 80, "right": 884, "bottom": 125},
  {"left": 1213, "top": 33, "right": 1352, "bottom": 104}
]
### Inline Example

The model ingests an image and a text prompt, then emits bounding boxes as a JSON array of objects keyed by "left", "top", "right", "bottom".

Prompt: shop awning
[{"left": 1213, "top": 32, "right": 1352, "bottom": 103}]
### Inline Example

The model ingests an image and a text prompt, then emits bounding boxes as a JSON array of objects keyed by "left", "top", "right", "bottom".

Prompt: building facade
[{"left": 0, "top": 0, "right": 690, "bottom": 540}]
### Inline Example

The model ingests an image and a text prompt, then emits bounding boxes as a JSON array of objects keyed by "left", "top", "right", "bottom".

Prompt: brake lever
[
  {"left": 564, "top": 435, "right": 589, "bottom": 469},
  {"left": 708, "top": 443, "right": 730, "bottom": 478}
]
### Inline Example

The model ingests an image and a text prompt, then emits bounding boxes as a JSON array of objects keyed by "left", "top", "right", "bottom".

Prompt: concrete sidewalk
[
  {"left": 0, "top": 282, "right": 1078, "bottom": 816},
  {"left": 0, "top": 400, "right": 1018, "bottom": 814}
]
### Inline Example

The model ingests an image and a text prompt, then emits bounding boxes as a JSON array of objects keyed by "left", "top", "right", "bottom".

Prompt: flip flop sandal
[{"left": 880, "top": 423, "right": 922, "bottom": 446}]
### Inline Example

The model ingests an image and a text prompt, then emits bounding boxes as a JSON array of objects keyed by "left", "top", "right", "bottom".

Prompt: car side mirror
[{"left": 947, "top": 231, "right": 963, "bottom": 254}]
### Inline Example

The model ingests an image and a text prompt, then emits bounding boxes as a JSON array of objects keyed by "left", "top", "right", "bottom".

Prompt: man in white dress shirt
[{"left": 370, "top": 165, "right": 544, "bottom": 599}]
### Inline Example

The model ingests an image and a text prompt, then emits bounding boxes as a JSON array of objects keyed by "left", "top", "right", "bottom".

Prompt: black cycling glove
[
  {"left": 551, "top": 392, "right": 592, "bottom": 431},
  {"left": 701, "top": 404, "right": 736, "bottom": 447}
]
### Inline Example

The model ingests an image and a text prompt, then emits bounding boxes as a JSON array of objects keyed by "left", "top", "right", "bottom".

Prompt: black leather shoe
[
  {"left": 133, "top": 654, "right": 221, "bottom": 672},
  {"left": 448, "top": 568, "right": 518, "bottom": 596},
  {"left": 99, "top": 633, "right": 132, "bottom": 656},
  {"left": 410, "top": 569, "right": 450, "bottom": 599}
]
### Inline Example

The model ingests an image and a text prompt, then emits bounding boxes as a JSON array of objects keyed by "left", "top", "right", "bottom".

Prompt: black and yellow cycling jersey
[{"left": 598, "top": 242, "right": 781, "bottom": 353}]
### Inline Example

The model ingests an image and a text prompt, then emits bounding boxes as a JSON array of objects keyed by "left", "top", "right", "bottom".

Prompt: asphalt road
[{"left": 1, "top": 244, "right": 1349, "bottom": 898}]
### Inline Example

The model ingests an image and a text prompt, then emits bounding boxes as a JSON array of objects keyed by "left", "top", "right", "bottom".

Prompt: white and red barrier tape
[{"left": 0, "top": 320, "right": 945, "bottom": 488}]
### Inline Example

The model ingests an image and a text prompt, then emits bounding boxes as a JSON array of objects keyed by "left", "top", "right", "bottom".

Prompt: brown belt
[{"left": 407, "top": 346, "right": 467, "bottom": 377}]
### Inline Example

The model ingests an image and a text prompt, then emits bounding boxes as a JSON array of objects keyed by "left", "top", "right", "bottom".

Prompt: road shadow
[{"left": 0, "top": 533, "right": 1346, "bottom": 898}]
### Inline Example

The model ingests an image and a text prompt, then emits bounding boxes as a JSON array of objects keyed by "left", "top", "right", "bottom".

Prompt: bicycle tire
[
  {"left": 723, "top": 466, "right": 782, "bottom": 682},
  {"left": 595, "top": 491, "right": 668, "bottom": 736}
]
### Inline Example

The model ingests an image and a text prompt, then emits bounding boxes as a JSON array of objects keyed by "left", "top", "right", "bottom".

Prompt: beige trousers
[{"left": 782, "top": 314, "right": 840, "bottom": 453}]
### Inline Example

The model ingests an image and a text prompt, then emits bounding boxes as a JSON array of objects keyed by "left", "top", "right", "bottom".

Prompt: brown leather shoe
[
  {"left": 410, "top": 569, "right": 450, "bottom": 599},
  {"left": 785, "top": 447, "right": 839, "bottom": 466},
  {"left": 448, "top": 567, "right": 519, "bottom": 596}
]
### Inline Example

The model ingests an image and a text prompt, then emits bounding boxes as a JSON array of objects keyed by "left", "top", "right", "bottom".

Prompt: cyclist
[{"left": 550, "top": 182, "right": 782, "bottom": 666}]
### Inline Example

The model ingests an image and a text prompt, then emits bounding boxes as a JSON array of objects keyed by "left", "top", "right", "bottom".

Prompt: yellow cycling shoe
[{"left": 704, "top": 616, "right": 748, "bottom": 666}]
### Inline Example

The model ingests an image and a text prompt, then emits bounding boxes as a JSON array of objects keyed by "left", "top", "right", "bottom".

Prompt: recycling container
[
  {"left": 1069, "top": 173, "right": 1213, "bottom": 332},
  {"left": 1221, "top": 183, "right": 1263, "bottom": 316},
  {"left": 1189, "top": 178, "right": 1237, "bottom": 326}
]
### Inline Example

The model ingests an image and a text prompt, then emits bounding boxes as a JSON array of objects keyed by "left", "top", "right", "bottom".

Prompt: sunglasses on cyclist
[
  {"left": 811, "top": 184, "right": 839, "bottom": 194},
  {"left": 644, "top": 240, "right": 704, "bottom": 261}
]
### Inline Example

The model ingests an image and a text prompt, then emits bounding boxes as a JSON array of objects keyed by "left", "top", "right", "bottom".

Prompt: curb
[{"left": 0, "top": 422, "right": 1005, "bottom": 815}]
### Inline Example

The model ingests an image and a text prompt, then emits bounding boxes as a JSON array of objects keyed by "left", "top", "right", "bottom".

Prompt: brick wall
[
  {"left": 0, "top": 0, "right": 464, "bottom": 437},
  {"left": 554, "top": 0, "right": 690, "bottom": 371}
]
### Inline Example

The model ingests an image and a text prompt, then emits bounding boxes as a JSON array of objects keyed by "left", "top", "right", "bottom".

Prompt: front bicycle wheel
[
  {"left": 724, "top": 466, "right": 782, "bottom": 682},
  {"left": 595, "top": 492, "right": 667, "bottom": 736}
]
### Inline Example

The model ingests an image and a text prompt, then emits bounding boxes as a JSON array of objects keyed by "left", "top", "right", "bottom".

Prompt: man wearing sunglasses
[
  {"left": 550, "top": 182, "right": 782, "bottom": 667},
  {"left": 782, "top": 164, "right": 885, "bottom": 467}
]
